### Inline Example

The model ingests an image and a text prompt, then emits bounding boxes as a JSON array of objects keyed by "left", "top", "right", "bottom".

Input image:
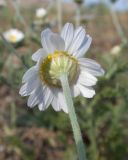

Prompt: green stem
[
  {"left": 75, "top": 5, "right": 81, "bottom": 27},
  {"left": 12, "top": 0, "right": 27, "bottom": 28},
  {"left": 60, "top": 74, "right": 87, "bottom": 160}
]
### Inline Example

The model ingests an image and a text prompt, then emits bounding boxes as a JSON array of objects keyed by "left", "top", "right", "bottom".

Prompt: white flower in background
[
  {"left": 0, "top": 0, "right": 6, "bottom": 7},
  {"left": 110, "top": 45, "right": 121, "bottom": 55},
  {"left": 3, "top": 29, "right": 24, "bottom": 44},
  {"left": 35, "top": 8, "right": 47, "bottom": 18},
  {"left": 19, "top": 23, "right": 104, "bottom": 113}
]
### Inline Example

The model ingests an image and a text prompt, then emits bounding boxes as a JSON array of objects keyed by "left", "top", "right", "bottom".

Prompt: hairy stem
[{"left": 60, "top": 74, "right": 87, "bottom": 160}]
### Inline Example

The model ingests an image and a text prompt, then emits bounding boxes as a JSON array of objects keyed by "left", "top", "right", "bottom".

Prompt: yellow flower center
[
  {"left": 8, "top": 35, "right": 17, "bottom": 43},
  {"left": 39, "top": 51, "right": 79, "bottom": 87}
]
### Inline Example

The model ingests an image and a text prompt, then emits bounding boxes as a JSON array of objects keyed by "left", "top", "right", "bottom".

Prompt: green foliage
[{"left": 5, "top": 136, "right": 34, "bottom": 160}]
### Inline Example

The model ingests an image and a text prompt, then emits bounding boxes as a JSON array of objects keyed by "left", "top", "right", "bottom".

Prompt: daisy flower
[
  {"left": 3, "top": 28, "right": 24, "bottom": 44},
  {"left": 19, "top": 23, "right": 104, "bottom": 113},
  {"left": 35, "top": 8, "right": 47, "bottom": 18}
]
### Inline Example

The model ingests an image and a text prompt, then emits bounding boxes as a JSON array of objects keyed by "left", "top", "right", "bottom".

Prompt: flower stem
[
  {"left": 57, "top": 0, "right": 62, "bottom": 32},
  {"left": 75, "top": 5, "right": 81, "bottom": 27},
  {"left": 60, "top": 74, "right": 87, "bottom": 160},
  {"left": 12, "top": 0, "right": 27, "bottom": 28}
]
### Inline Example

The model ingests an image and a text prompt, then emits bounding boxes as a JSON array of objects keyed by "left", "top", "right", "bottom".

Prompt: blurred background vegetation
[{"left": 0, "top": 0, "right": 128, "bottom": 160}]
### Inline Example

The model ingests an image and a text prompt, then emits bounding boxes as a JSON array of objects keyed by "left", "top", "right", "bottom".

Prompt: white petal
[
  {"left": 60, "top": 23, "right": 74, "bottom": 50},
  {"left": 51, "top": 97, "right": 61, "bottom": 112},
  {"left": 79, "top": 58, "right": 101, "bottom": 67},
  {"left": 41, "top": 28, "right": 55, "bottom": 53},
  {"left": 50, "top": 34, "right": 65, "bottom": 51},
  {"left": 38, "top": 87, "right": 53, "bottom": 111},
  {"left": 22, "top": 67, "right": 38, "bottom": 83},
  {"left": 71, "top": 85, "right": 80, "bottom": 97},
  {"left": 27, "top": 85, "right": 44, "bottom": 108},
  {"left": 57, "top": 92, "right": 68, "bottom": 113},
  {"left": 79, "top": 58, "right": 105, "bottom": 76},
  {"left": 77, "top": 71, "right": 97, "bottom": 86},
  {"left": 19, "top": 83, "right": 31, "bottom": 96},
  {"left": 19, "top": 80, "right": 40, "bottom": 97},
  {"left": 74, "top": 35, "right": 92, "bottom": 58},
  {"left": 32, "top": 48, "right": 47, "bottom": 62},
  {"left": 80, "top": 66, "right": 105, "bottom": 77},
  {"left": 52, "top": 89, "right": 68, "bottom": 113},
  {"left": 26, "top": 76, "right": 40, "bottom": 94},
  {"left": 68, "top": 26, "right": 85, "bottom": 54},
  {"left": 77, "top": 84, "right": 95, "bottom": 98}
]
